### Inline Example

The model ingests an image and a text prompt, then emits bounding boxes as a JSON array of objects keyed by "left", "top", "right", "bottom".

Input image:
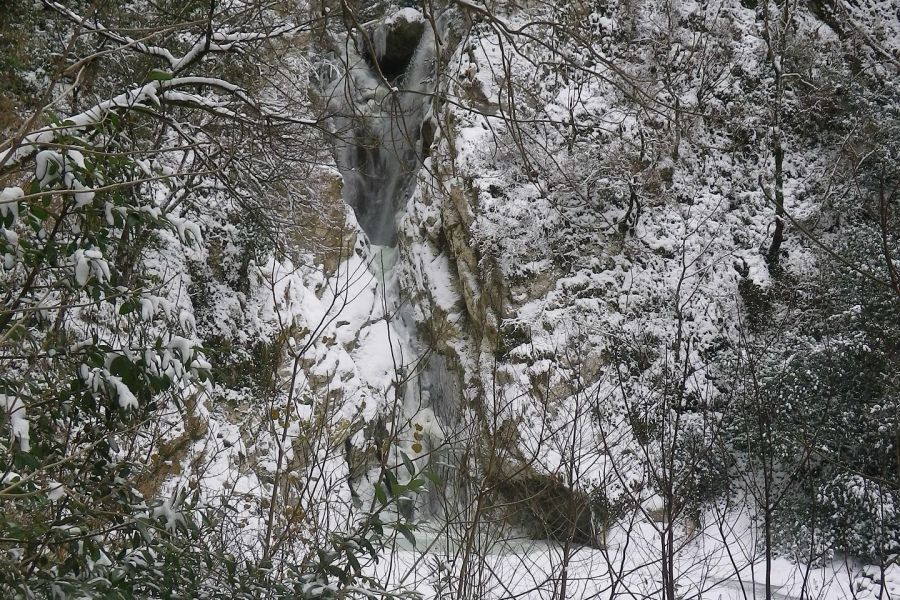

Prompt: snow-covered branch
[
  {"left": 0, "top": 76, "right": 320, "bottom": 172},
  {"left": 42, "top": 0, "right": 301, "bottom": 73}
]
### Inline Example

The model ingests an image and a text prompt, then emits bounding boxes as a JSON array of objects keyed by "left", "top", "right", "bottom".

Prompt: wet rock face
[{"left": 363, "top": 11, "right": 426, "bottom": 80}]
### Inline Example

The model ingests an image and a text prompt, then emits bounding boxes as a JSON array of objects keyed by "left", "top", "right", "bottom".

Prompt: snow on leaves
[{"left": 0, "top": 394, "right": 29, "bottom": 452}]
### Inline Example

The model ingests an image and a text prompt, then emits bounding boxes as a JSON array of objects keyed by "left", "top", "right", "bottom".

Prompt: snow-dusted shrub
[
  {"left": 725, "top": 206, "right": 900, "bottom": 561},
  {"left": 0, "top": 126, "right": 213, "bottom": 595},
  {"left": 0, "top": 1, "right": 404, "bottom": 597},
  {"left": 817, "top": 474, "right": 900, "bottom": 559}
]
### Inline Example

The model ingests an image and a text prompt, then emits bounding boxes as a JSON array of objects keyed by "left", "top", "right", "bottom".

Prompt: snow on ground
[{"left": 366, "top": 507, "right": 900, "bottom": 600}]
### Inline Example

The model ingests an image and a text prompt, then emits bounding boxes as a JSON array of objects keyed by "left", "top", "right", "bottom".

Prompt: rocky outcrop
[
  {"left": 393, "top": 24, "right": 603, "bottom": 545},
  {"left": 363, "top": 9, "right": 427, "bottom": 80}
]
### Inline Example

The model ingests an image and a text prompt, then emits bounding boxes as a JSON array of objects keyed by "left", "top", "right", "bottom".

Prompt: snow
[
  {"left": 106, "top": 375, "right": 139, "bottom": 410},
  {"left": 34, "top": 149, "right": 62, "bottom": 186},
  {"left": 167, "top": 214, "right": 203, "bottom": 246},
  {"left": 0, "top": 187, "right": 22, "bottom": 221},
  {"left": 1, "top": 394, "right": 29, "bottom": 452},
  {"left": 386, "top": 7, "right": 425, "bottom": 26},
  {"left": 73, "top": 249, "right": 91, "bottom": 287},
  {"left": 357, "top": 0, "right": 900, "bottom": 597},
  {"left": 1, "top": 472, "right": 21, "bottom": 485},
  {"left": 47, "top": 481, "right": 66, "bottom": 501},
  {"left": 364, "top": 501, "right": 900, "bottom": 600},
  {"left": 2, "top": 76, "right": 317, "bottom": 171},
  {"left": 152, "top": 493, "right": 186, "bottom": 531},
  {"left": 65, "top": 246, "right": 113, "bottom": 294},
  {"left": 0, "top": 0, "right": 893, "bottom": 594}
]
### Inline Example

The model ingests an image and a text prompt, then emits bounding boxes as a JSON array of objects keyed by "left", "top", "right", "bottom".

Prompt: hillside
[{"left": 0, "top": 0, "right": 898, "bottom": 598}]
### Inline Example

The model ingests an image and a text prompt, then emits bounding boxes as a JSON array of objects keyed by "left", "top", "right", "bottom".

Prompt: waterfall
[
  {"left": 323, "top": 8, "right": 461, "bottom": 519},
  {"left": 327, "top": 8, "right": 441, "bottom": 246}
]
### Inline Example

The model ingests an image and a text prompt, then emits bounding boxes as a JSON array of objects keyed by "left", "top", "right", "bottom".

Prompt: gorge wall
[{"left": 315, "top": 0, "right": 900, "bottom": 557}]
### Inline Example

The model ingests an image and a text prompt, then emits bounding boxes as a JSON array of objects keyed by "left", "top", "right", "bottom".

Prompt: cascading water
[
  {"left": 323, "top": 7, "right": 460, "bottom": 519},
  {"left": 329, "top": 8, "right": 440, "bottom": 246}
]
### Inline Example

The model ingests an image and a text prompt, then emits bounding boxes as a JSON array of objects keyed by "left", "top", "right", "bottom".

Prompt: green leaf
[
  {"left": 396, "top": 523, "right": 417, "bottom": 548},
  {"left": 384, "top": 469, "right": 400, "bottom": 496},
  {"left": 29, "top": 204, "right": 48, "bottom": 221},
  {"left": 107, "top": 112, "right": 123, "bottom": 129},
  {"left": 374, "top": 482, "right": 387, "bottom": 506},
  {"left": 400, "top": 451, "right": 416, "bottom": 476},
  {"left": 346, "top": 551, "right": 360, "bottom": 574},
  {"left": 148, "top": 69, "right": 174, "bottom": 81},
  {"left": 370, "top": 520, "right": 383, "bottom": 537},
  {"left": 109, "top": 355, "right": 135, "bottom": 379},
  {"left": 43, "top": 240, "right": 57, "bottom": 263},
  {"left": 13, "top": 452, "right": 39, "bottom": 471}
]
